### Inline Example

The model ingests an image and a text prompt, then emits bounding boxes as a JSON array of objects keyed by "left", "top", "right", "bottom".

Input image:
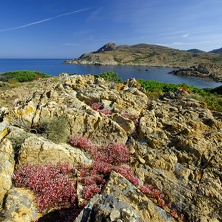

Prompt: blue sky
[{"left": 0, "top": 0, "right": 222, "bottom": 58}]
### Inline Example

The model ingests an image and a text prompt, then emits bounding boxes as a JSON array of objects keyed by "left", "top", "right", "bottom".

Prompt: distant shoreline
[
  {"left": 64, "top": 61, "right": 222, "bottom": 83},
  {"left": 64, "top": 42, "right": 222, "bottom": 83},
  {"left": 0, "top": 59, "right": 221, "bottom": 88}
]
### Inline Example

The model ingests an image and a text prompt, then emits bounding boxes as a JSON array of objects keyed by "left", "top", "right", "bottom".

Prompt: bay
[{"left": 0, "top": 59, "right": 221, "bottom": 88}]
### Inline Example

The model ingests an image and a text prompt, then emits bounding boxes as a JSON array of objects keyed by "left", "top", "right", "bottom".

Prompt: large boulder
[
  {"left": 75, "top": 171, "right": 176, "bottom": 222},
  {"left": 17, "top": 135, "right": 92, "bottom": 168},
  {"left": 0, "top": 139, "right": 15, "bottom": 210}
]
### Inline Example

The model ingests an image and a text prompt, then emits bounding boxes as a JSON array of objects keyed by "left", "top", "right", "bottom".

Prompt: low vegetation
[
  {"left": 13, "top": 162, "right": 77, "bottom": 213},
  {"left": 0, "top": 70, "right": 50, "bottom": 83},
  {"left": 190, "top": 93, "right": 222, "bottom": 112},
  {"left": 138, "top": 79, "right": 222, "bottom": 112},
  {"left": 138, "top": 79, "right": 208, "bottom": 95},
  {"left": 94, "top": 71, "right": 122, "bottom": 82},
  {"left": 92, "top": 71, "right": 222, "bottom": 112},
  {"left": 13, "top": 136, "right": 184, "bottom": 221},
  {"left": 31, "top": 114, "right": 70, "bottom": 144}
]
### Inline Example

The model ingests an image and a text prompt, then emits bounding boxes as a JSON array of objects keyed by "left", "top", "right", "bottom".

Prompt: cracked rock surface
[{"left": 0, "top": 74, "right": 221, "bottom": 221}]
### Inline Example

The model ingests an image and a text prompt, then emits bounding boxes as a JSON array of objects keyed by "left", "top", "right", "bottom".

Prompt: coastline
[
  {"left": 0, "top": 59, "right": 221, "bottom": 88},
  {"left": 65, "top": 60, "right": 222, "bottom": 83}
]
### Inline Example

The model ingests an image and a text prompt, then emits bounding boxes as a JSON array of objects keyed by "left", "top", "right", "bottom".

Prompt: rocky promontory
[
  {"left": 65, "top": 43, "right": 222, "bottom": 82},
  {"left": 169, "top": 63, "right": 222, "bottom": 82},
  {"left": 0, "top": 74, "right": 221, "bottom": 221}
]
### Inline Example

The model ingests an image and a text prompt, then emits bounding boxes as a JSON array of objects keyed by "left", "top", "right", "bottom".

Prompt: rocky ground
[{"left": 0, "top": 74, "right": 221, "bottom": 222}]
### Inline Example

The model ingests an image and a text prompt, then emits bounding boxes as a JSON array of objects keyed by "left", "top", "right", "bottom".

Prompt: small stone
[
  {"left": 138, "top": 155, "right": 146, "bottom": 164},
  {"left": 110, "top": 209, "right": 120, "bottom": 221}
]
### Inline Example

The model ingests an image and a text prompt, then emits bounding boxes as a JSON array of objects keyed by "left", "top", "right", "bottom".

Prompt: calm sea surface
[{"left": 0, "top": 59, "right": 221, "bottom": 88}]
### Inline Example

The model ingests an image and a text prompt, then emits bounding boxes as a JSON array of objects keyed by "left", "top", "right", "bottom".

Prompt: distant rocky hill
[
  {"left": 0, "top": 74, "right": 222, "bottom": 221},
  {"left": 210, "top": 47, "right": 222, "bottom": 54},
  {"left": 65, "top": 43, "right": 222, "bottom": 82},
  {"left": 65, "top": 43, "right": 222, "bottom": 68},
  {"left": 186, "top": 49, "right": 205, "bottom": 53}
]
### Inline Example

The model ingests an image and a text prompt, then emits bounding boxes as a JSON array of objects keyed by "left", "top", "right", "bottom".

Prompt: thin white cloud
[
  {"left": 182, "top": 33, "right": 189, "bottom": 38},
  {"left": 0, "top": 8, "right": 89, "bottom": 33},
  {"left": 87, "top": 7, "right": 104, "bottom": 21},
  {"left": 64, "top": 43, "right": 79, "bottom": 46}
]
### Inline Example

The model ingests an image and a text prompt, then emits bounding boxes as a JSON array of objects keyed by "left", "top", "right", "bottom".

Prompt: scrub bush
[
  {"left": 36, "top": 115, "right": 70, "bottom": 144},
  {"left": 0, "top": 70, "right": 50, "bottom": 82},
  {"left": 94, "top": 71, "right": 122, "bottom": 83},
  {"left": 138, "top": 79, "right": 208, "bottom": 95}
]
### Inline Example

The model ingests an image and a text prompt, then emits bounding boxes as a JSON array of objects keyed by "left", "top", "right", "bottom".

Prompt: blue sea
[{"left": 0, "top": 59, "right": 221, "bottom": 88}]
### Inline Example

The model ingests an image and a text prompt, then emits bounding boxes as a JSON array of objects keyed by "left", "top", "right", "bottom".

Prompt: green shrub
[
  {"left": 138, "top": 80, "right": 164, "bottom": 92},
  {"left": 138, "top": 80, "right": 208, "bottom": 95},
  {"left": 138, "top": 79, "right": 222, "bottom": 112},
  {"left": 10, "top": 132, "right": 30, "bottom": 163},
  {"left": 94, "top": 71, "right": 122, "bottom": 82},
  {"left": 210, "top": 85, "right": 222, "bottom": 95},
  {"left": 35, "top": 115, "right": 70, "bottom": 144},
  {"left": 47, "top": 115, "right": 70, "bottom": 143},
  {"left": 146, "top": 88, "right": 163, "bottom": 99},
  {"left": 190, "top": 93, "right": 222, "bottom": 112},
  {"left": 0, "top": 70, "right": 50, "bottom": 82},
  {"left": 68, "top": 73, "right": 79, "bottom": 76}
]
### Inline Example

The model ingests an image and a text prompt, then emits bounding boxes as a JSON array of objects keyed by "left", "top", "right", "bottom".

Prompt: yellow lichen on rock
[
  {"left": 0, "top": 138, "right": 15, "bottom": 211},
  {"left": 0, "top": 128, "right": 9, "bottom": 141},
  {"left": 3, "top": 187, "right": 40, "bottom": 222}
]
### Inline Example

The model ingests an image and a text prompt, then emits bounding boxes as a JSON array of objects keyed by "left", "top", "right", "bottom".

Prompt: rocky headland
[
  {"left": 65, "top": 42, "right": 222, "bottom": 82},
  {"left": 0, "top": 74, "right": 221, "bottom": 222},
  {"left": 169, "top": 63, "right": 222, "bottom": 83}
]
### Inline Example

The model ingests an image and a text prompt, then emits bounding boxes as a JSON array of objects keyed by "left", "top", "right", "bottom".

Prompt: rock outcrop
[
  {"left": 0, "top": 139, "right": 15, "bottom": 211},
  {"left": 94, "top": 42, "right": 117, "bottom": 53},
  {"left": 169, "top": 63, "right": 222, "bottom": 82},
  {"left": 0, "top": 74, "right": 221, "bottom": 222},
  {"left": 75, "top": 171, "right": 176, "bottom": 222}
]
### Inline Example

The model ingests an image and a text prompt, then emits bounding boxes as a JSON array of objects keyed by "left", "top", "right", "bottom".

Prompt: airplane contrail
[{"left": 0, "top": 8, "right": 89, "bottom": 32}]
